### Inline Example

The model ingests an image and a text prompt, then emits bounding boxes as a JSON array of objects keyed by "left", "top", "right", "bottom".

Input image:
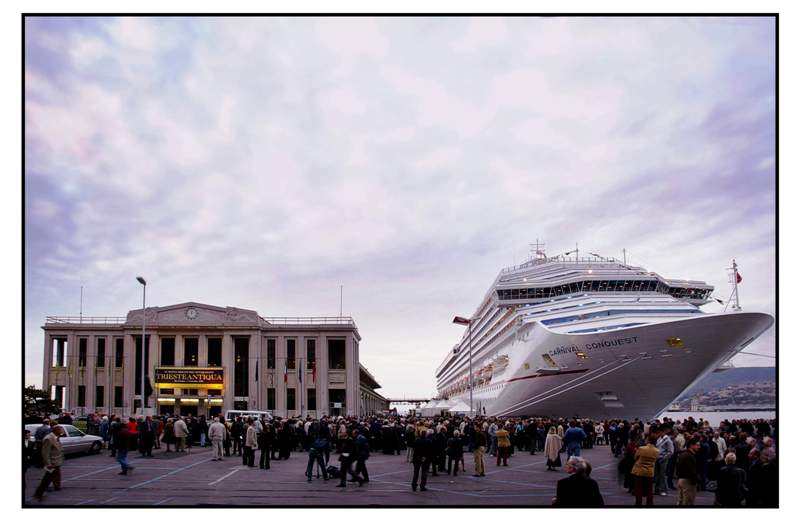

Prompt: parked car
[{"left": 26, "top": 424, "right": 103, "bottom": 455}]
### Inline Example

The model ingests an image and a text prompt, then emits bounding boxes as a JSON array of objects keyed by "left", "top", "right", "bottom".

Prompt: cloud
[{"left": 24, "top": 17, "right": 776, "bottom": 395}]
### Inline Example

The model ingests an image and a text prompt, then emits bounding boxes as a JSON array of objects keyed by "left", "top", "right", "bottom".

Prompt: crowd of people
[{"left": 23, "top": 410, "right": 777, "bottom": 507}]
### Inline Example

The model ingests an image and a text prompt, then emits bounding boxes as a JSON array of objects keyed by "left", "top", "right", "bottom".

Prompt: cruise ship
[{"left": 435, "top": 246, "right": 774, "bottom": 420}]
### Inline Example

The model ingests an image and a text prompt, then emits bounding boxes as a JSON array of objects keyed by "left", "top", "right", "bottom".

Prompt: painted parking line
[
  {"left": 64, "top": 464, "right": 120, "bottom": 481},
  {"left": 129, "top": 457, "right": 214, "bottom": 489},
  {"left": 208, "top": 468, "right": 240, "bottom": 486},
  {"left": 76, "top": 498, "right": 95, "bottom": 505},
  {"left": 153, "top": 497, "right": 174, "bottom": 505}
]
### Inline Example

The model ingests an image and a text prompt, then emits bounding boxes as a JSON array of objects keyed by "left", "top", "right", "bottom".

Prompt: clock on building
[{"left": 186, "top": 307, "right": 199, "bottom": 320}]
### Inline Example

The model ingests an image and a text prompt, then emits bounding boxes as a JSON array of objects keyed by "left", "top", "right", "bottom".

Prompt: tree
[{"left": 24, "top": 385, "right": 59, "bottom": 422}]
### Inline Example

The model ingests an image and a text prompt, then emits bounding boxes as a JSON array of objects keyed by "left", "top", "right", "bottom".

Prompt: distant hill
[{"left": 677, "top": 367, "right": 775, "bottom": 397}]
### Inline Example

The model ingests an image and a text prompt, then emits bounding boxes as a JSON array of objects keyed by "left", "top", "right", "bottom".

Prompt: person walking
[
  {"left": 412, "top": 429, "right": 433, "bottom": 492},
  {"left": 208, "top": 417, "right": 226, "bottom": 461},
  {"left": 116, "top": 421, "right": 136, "bottom": 476},
  {"left": 473, "top": 424, "right": 486, "bottom": 477},
  {"left": 244, "top": 418, "right": 258, "bottom": 467},
  {"left": 336, "top": 430, "right": 362, "bottom": 487},
  {"left": 715, "top": 453, "right": 747, "bottom": 507},
  {"left": 487, "top": 421, "right": 498, "bottom": 457},
  {"left": 544, "top": 426, "right": 563, "bottom": 471},
  {"left": 174, "top": 416, "right": 189, "bottom": 453},
  {"left": 32, "top": 418, "right": 51, "bottom": 468},
  {"left": 676, "top": 437, "right": 700, "bottom": 506},
  {"left": 32, "top": 424, "right": 65, "bottom": 500},
  {"left": 353, "top": 429, "right": 370, "bottom": 483},
  {"left": 495, "top": 423, "right": 511, "bottom": 466},
  {"left": 405, "top": 424, "right": 416, "bottom": 463},
  {"left": 631, "top": 434, "right": 659, "bottom": 506}
]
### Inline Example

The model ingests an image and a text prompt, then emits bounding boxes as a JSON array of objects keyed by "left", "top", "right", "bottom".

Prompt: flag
[
  {"left": 736, "top": 272, "right": 742, "bottom": 284},
  {"left": 297, "top": 363, "right": 303, "bottom": 384},
  {"left": 284, "top": 362, "right": 288, "bottom": 383},
  {"left": 255, "top": 360, "right": 259, "bottom": 382}
]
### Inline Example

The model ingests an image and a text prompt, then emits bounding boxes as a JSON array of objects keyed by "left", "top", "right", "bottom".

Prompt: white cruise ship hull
[{"left": 454, "top": 312, "right": 773, "bottom": 420}]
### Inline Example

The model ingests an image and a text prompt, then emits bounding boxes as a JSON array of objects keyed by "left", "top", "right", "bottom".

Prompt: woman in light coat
[{"left": 544, "top": 426, "right": 563, "bottom": 471}]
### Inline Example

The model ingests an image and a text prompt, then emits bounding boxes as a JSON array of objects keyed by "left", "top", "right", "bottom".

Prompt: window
[
  {"left": 234, "top": 337, "right": 249, "bottom": 397},
  {"left": 287, "top": 388, "right": 296, "bottom": 411},
  {"left": 307, "top": 388, "right": 316, "bottom": 411},
  {"left": 184, "top": 337, "right": 198, "bottom": 366},
  {"left": 96, "top": 338, "right": 105, "bottom": 367},
  {"left": 114, "top": 386, "right": 123, "bottom": 407},
  {"left": 267, "top": 388, "right": 276, "bottom": 410},
  {"left": 267, "top": 339, "right": 276, "bottom": 369},
  {"left": 286, "top": 339, "right": 296, "bottom": 369},
  {"left": 77, "top": 385, "right": 86, "bottom": 406},
  {"left": 115, "top": 338, "right": 124, "bottom": 367},
  {"left": 95, "top": 386, "right": 104, "bottom": 407},
  {"left": 207, "top": 338, "right": 222, "bottom": 367},
  {"left": 53, "top": 385, "right": 64, "bottom": 408},
  {"left": 328, "top": 338, "right": 346, "bottom": 370},
  {"left": 78, "top": 338, "right": 87, "bottom": 367},
  {"left": 52, "top": 338, "right": 66, "bottom": 367},
  {"left": 135, "top": 335, "right": 150, "bottom": 394},
  {"left": 161, "top": 337, "right": 175, "bottom": 366},
  {"left": 306, "top": 339, "right": 316, "bottom": 369},
  {"left": 65, "top": 425, "right": 84, "bottom": 437}
]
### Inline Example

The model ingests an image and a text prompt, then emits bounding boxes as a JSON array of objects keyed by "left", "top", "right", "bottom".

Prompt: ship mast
[{"left": 732, "top": 259, "right": 741, "bottom": 311}]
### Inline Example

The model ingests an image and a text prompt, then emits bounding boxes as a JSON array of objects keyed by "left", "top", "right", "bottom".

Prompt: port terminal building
[{"left": 42, "top": 302, "right": 389, "bottom": 418}]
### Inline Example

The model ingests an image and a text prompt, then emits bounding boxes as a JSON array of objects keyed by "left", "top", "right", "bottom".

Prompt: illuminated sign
[{"left": 154, "top": 367, "right": 224, "bottom": 389}]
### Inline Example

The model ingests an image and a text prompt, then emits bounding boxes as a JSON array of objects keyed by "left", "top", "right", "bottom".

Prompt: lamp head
[{"left": 136, "top": 276, "right": 147, "bottom": 286}]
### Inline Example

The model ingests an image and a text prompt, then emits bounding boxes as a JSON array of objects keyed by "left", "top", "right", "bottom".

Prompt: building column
[
  {"left": 222, "top": 333, "right": 234, "bottom": 412},
  {"left": 147, "top": 332, "right": 158, "bottom": 410},
  {"left": 276, "top": 335, "right": 286, "bottom": 418},
  {"left": 255, "top": 333, "right": 264, "bottom": 412},
  {"left": 123, "top": 333, "right": 135, "bottom": 414},
  {"left": 175, "top": 334, "right": 184, "bottom": 366},
  {"left": 105, "top": 335, "right": 113, "bottom": 414},
  {"left": 43, "top": 333, "right": 53, "bottom": 391},
  {"left": 198, "top": 334, "right": 208, "bottom": 366},
  {"left": 345, "top": 334, "right": 357, "bottom": 415},
  {"left": 66, "top": 332, "right": 77, "bottom": 412},
  {"left": 317, "top": 334, "right": 330, "bottom": 416},
  {"left": 86, "top": 334, "right": 96, "bottom": 412}
]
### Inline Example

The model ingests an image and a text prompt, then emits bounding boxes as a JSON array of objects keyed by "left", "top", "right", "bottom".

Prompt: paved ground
[{"left": 24, "top": 444, "right": 715, "bottom": 507}]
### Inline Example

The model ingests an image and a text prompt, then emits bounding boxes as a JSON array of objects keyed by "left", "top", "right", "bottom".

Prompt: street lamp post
[
  {"left": 136, "top": 276, "right": 147, "bottom": 414},
  {"left": 453, "top": 315, "right": 473, "bottom": 417}
]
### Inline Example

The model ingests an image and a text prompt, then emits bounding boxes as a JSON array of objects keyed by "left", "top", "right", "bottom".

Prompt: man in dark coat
[
  {"left": 412, "top": 429, "right": 433, "bottom": 491},
  {"left": 552, "top": 457, "right": 604, "bottom": 507},
  {"left": 231, "top": 417, "right": 244, "bottom": 456},
  {"left": 258, "top": 421, "right": 273, "bottom": 470},
  {"left": 353, "top": 430, "right": 370, "bottom": 483},
  {"left": 715, "top": 453, "right": 747, "bottom": 506},
  {"left": 336, "top": 431, "right": 362, "bottom": 487},
  {"left": 432, "top": 428, "right": 448, "bottom": 475}
]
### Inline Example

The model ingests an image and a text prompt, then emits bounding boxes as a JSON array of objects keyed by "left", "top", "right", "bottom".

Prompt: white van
[{"left": 224, "top": 410, "right": 273, "bottom": 424}]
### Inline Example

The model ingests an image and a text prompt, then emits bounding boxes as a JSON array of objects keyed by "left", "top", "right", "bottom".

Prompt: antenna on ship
[
  {"left": 529, "top": 238, "right": 547, "bottom": 261},
  {"left": 723, "top": 259, "right": 743, "bottom": 312},
  {"left": 622, "top": 248, "right": 627, "bottom": 266}
]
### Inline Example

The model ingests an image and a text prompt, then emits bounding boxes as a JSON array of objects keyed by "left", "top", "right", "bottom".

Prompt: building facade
[{"left": 42, "top": 302, "right": 387, "bottom": 418}]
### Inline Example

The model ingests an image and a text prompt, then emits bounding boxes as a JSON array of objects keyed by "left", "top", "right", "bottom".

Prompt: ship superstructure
[{"left": 435, "top": 246, "right": 773, "bottom": 420}]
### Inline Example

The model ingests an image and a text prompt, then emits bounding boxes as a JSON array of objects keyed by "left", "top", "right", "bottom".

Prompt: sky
[{"left": 24, "top": 16, "right": 776, "bottom": 398}]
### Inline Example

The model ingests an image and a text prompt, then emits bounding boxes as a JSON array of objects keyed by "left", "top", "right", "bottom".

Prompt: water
[{"left": 659, "top": 410, "right": 775, "bottom": 424}]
